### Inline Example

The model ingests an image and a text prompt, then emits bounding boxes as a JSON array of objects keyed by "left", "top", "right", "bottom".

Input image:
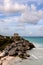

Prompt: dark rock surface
[{"left": 0, "top": 33, "right": 35, "bottom": 59}]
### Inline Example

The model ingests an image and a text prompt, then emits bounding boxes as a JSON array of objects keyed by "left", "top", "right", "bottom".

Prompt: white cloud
[
  {"left": 0, "top": 0, "right": 26, "bottom": 13},
  {"left": 0, "top": 0, "right": 43, "bottom": 24},
  {"left": 18, "top": 6, "right": 43, "bottom": 24},
  {"left": 3, "top": 0, "right": 26, "bottom": 13},
  {"left": 31, "top": 4, "right": 36, "bottom": 11},
  {"left": 0, "top": 5, "right": 4, "bottom": 11}
]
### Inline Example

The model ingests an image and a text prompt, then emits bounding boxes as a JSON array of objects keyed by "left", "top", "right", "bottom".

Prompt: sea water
[{"left": 23, "top": 37, "right": 43, "bottom": 48}]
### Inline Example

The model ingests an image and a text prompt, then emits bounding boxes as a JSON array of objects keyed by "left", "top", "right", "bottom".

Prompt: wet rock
[{"left": 28, "top": 43, "right": 35, "bottom": 50}]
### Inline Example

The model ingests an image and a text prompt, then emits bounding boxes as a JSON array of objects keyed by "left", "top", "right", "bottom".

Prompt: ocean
[
  {"left": 17, "top": 37, "right": 43, "bottom": 65},
  {"left": 1, "top": 37, "right": 43, "bottom": 65},
  {"left": 23, "top": 37, "right": 43, "bottom": 48}
]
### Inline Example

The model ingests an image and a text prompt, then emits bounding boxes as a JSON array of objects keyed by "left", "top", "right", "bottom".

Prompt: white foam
[
  {"left": 32, "top": 42, "right": 43, "bottom": 48},
  {"left": 30, "top": 54, "right": 38, "bottom": 60},
  {"left": 29, "top": 48, "right": 43, "bottom": 59}
]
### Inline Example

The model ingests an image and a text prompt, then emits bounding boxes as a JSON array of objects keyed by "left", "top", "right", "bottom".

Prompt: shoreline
[
  {"left": 0, "top": 34, "right": 43, "bottom": 65},
  {"left": 0, "top": 48, "right": 43, "bottom": 65}
]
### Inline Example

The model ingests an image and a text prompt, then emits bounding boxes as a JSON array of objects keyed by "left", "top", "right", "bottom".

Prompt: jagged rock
[{"left": 0, "top": 33, "right": 35, "bottom": 59}]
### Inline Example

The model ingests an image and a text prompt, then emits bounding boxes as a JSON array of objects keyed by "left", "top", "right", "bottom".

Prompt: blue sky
[{"left": 0, "top": 0, "right": 43, "bottom": 36}]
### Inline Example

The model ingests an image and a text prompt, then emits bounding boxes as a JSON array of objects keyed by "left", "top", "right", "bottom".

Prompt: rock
[
  {"left": 0, "top": 33, "right": 35, "bottom": 59},
  {"left": 0, "top": 51, "right": 6, "bottom": 58},
  {"left": 28, "top": 43, "right": 35, "bottom": 50},
  {"left": 0, "top": 56, "right": 22, "bottom": 65},
  {"left": 0, "top": 51, "right": 1, "bottom": 54},
  {"left": 19, "top": 53, "right": 27, "bottom": 59},
  {"left": 23, "top": 40, "right": 35, "bottom": 50},
  {"left": 0, "top": 60, "right": 2, "bottom": 65},
  {"left": 8, "top": 48, "right": 16, "bottom": 56}
]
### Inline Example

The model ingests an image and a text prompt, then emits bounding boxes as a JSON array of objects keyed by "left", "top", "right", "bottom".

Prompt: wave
[
  {"left": 28, "top": 48, "right": 43, "bottom": 60},
  {"left": 31, "top": 42, "right": 43, "bottom": 48},
  {"left": 33, "top": 43, "right": 42, "bottom": 48}
]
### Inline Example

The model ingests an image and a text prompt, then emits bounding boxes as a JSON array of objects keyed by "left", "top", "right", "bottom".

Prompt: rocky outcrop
[
  {"left": 0, "top": 56, "right": 22, "bottom": 65},
  {"left": 0, "top": 33, "right": 35, "bottom": 60}
]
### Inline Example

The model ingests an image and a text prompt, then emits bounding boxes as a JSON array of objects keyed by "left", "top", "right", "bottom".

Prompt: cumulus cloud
[
  {"left": 18, "top": 5, "right": 43, "bottom": 24},
  {"left": 0, "top": 0, "right": 26, "bottom": 13},
  {"left": 0, "top": 5, "right": 4, "bottom": 11},
  {"left": 3, "top": 0, "right": 26, "bottom": 13},
  {"left": 0, "top": 0, "right": 43, "bottom": 25}
]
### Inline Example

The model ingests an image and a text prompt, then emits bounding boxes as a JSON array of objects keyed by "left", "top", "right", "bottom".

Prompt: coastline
[
  {"left": 24, "top": 37, "right": 43, "bottom": 48},
  {"left": 0, "top": 34, "right": 43, "bottom": 65},
  {"left": 0, "top": 48, "right": 43, "bottom": 65}
]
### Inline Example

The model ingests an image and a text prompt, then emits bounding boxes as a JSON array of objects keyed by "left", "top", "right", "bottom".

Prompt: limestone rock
[
  {"left": 0, "top": 56, "right": 22, "bottom": 65},
  {"left": 0, "top": 33, "right": 35, "bottom": 59}
]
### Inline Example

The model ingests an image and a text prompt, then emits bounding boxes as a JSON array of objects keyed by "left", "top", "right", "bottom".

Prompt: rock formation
[{"left": 0, "top": 33, "right": 35, "bottom": 65}]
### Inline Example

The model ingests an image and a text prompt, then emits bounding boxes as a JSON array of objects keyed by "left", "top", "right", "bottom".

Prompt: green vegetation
[{"left": 0, "top": 35, "right": 14, "bottom": 51}]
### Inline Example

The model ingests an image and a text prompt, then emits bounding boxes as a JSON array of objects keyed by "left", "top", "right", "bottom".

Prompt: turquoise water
[{"left": 23, "top": 37, "right": 43, "bottom": 48}]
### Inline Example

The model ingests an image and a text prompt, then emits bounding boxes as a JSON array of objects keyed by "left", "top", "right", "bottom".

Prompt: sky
[{"left": 0, "top": 0, "right": 43, "bottom": 36}]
